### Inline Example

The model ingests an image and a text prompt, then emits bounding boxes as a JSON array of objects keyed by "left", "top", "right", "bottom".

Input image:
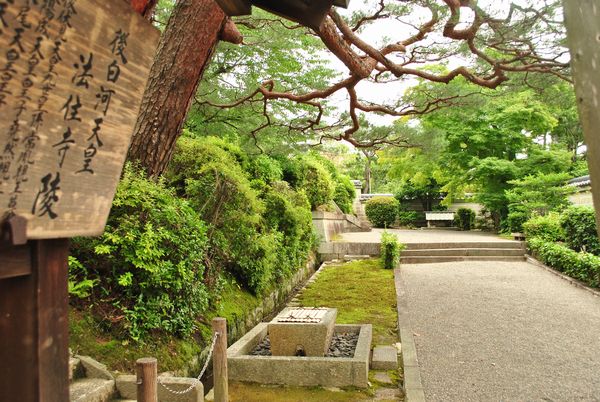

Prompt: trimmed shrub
[
  {"left": 560, "top": 206, "right": 600, "bottom": 255},
  {"left": 70, "top": 164, "right": 210, "bottom": 341},
  {"left": 455, "top": 208, "right": 476, "bottom": 231},
  {"left": 365, "top": 197, "right": 399, "bottom": 228},
  {"left": 397, "top": 210, "right": 421, "bottom": 227},
  {"left": 522, "top": 213, "right": 564, "bottom": 242},
  {"left": 528, "top": 237, "right": 600, "bottom": 287},
  {"left": 506, "top": 210, "right": 528, "bottom": 233},
  {"left": 380, "top": 231, "right": 405, "bottom": 269}
]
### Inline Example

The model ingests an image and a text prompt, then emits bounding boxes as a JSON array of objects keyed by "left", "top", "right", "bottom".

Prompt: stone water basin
[{"left": 227, "top": 322, "right": 372, "bottom": 388}]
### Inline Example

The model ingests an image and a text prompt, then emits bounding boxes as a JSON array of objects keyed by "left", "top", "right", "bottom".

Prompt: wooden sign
[{"left": 0, "top": 0, "right": 159, "bottom": 239}]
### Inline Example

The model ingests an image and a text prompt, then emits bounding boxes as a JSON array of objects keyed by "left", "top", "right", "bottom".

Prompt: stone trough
[{"left": 227, "top": 307, "right": 372, "bottom": 388}]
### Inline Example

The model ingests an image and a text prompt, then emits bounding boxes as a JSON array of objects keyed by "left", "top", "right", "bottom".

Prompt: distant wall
[
  {"left": 569, "top": 188, "right": 594, "bottom": 207},
  {"left": 312, "top": 211, "right": 369, "bottom": 243}
]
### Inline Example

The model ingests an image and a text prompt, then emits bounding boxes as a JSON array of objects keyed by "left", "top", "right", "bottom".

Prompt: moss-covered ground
[
  {"left": 298, "top": 258, "right": 398, "bottom": 345},
  {"left": 69, "top": 274, "right": 262, "bottom": 373}
]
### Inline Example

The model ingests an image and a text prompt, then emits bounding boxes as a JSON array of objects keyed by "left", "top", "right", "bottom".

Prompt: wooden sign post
[{"left": 0, "top": 1, "right": 159, "bottom": 400}]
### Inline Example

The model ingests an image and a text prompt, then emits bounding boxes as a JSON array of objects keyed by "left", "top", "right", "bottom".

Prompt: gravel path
[{"left": 399, "top": 261, "right": 600, "bottom": 402}]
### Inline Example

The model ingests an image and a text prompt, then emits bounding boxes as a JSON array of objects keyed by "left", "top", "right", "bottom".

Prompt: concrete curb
[
  {"left": 394, "top": 267, "right": 426, "bottom": 402},
  {"left": 526, "top": 256, "right": 600, "bottom": 298}
]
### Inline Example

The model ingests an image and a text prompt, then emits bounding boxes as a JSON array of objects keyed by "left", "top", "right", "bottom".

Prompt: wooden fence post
[
  {"left": 212, "top": 317, "right": 229, "bottom": 402},
  {"left": 136, "top": 357, "right": 158, "bottom": 402}
]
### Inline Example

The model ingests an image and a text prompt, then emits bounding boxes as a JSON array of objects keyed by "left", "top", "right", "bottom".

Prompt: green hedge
[
  {"left": 455, "top": 208, "right": 476, "bottom": 231},
  {"left": 560, "top": 206, "right": 600, "bottom": 256},
  {"left": 522, "top": 212, "right": 564, "bottom": 242},
  {"left": 380, "top": 231, "right": 405, "bottom": 269},
  {"left": 365, "top": 197, "right": 398, "bottom": 228},
  {"left": 528, "top": 237, "right": 600, "bottom": 288}
]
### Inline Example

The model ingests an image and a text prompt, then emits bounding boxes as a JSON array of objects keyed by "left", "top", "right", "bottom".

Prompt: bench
[{"left": 424, "top": 211, "right": 455, "bottom": 228}]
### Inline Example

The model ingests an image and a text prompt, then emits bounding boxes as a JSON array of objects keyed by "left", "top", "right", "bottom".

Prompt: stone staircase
[{"left": 400, "top": 241, "right": 526, "bottom": 264}]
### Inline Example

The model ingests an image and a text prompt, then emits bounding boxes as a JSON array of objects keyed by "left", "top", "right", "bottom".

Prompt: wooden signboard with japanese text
[{"left": 0, "top": 0, "right": 160, "bottom": 239}]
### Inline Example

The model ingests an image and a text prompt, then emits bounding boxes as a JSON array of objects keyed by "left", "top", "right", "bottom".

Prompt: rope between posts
[{"left": 157, "top": 331, "right": 219, "bottom": 395}]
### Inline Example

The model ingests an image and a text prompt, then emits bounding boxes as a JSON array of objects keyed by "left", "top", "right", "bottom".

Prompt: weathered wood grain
[{"left": 0, "top": 0, "right": 159, "bottom": 239}]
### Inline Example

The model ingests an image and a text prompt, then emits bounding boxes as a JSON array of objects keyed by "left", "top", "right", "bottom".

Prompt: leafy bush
[
  {"left": 560, "top": 206, "right": 600, "bottom": 255},
  {"left": 380, "top": 231, "right": 405, "bottom": 269},
  {"left": 506, "top": 210, "right": 528, "bottom": 233},
  {"left": 263, "top": 181, "right": 315, "bottom": 278},
  {"left": 528, "top": 237, "right": 600, "bottom": 287},
  {"left": 365, "top": 197, "right": 399, "bottom": 228},
  {"left": 397, "top": 210, "right": 422, "bottom": 227},
  {"left": 168, "top": 137, "right": 274, "bottom": 293},
  {"left": 279, "top": 156, "right": 334, "bottom": 210},
  {"left": 522, "top": 213, "right": 564, "bottom": 242},
  {"left": 333, "top": 175, "right": 356, "bottom": 214},
  {"left": 455, "top": 208, "right": 476, "bottom": 231},
  {"left": 506, "top": 172, "right": 573, "bottom": 217},
  {"left": 70, "top": 164, "right": 209, "bottom": 340}
]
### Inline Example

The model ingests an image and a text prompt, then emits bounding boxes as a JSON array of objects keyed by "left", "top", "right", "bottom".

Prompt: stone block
[
  {"left": 116, "top": 374, "right": 203, "bottom": 402},
  {"left": 70, "top": 378, "right": 115, "bottom": 402},
  {"left": 268, "top": 307, "right": 337, "bottom": 356},
  {"left": 371, "top": 345, "right": 398, "bottom": 370},
  {"left": 78, "top": 355, "right": 114, "bottom": 380}
]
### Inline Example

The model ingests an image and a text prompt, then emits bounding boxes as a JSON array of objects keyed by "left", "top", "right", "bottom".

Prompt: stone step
[
  {"left": 402, "top": 248, "right": 525, "bottom": 257},
  {"left": 70, "top": 378, "right": 116, "bottom": 402},
  {"left": 400, "top": 255, "right": 526, "bottom": 264},
  {"left": 343, "top": 254, "right": 371, "bottom": 261},
  {"left": 70, "top": 357, "right": 83, "bottom": 382},
  {"left": 404, "top": 241, "right": 524, "bottom": 250}
]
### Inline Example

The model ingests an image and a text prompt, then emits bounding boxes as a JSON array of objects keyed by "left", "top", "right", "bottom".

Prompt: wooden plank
[
  {"left": 0, "top": 0, "right": 160, "bottom": 239},
  {"left": 563, "top": 0, "right": 600, "bottom": 236},
  {"left": 0, "top": 239, "right": 69, "bottom": 402},
  {"left": 0, "top": 245, "right": 31, "bottom": 279}
]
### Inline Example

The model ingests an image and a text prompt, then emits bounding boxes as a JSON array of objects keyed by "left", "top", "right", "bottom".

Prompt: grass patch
[
  {"left": 229, "top": 382, "right": 373, "bottom": 402},
  {"left": 297, "top": 259, "right": 398, "bottom": 345}
]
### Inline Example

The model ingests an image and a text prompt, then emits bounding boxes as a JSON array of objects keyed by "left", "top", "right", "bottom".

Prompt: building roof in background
[{"left": 568, "top": 175, "right": 591, "bottom": 187}]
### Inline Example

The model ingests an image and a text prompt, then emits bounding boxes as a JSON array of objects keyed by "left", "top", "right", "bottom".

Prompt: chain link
[{"left": 157, "top": 331, "right": 219, "bottom": 395}]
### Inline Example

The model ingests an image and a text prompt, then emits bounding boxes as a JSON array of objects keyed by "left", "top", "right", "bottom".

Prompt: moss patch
[
  {"left": 297, "top": 259, "right": 398, "bottom": 345},
  {"left": 69, "top": 274, "right": 264, "bottom": 373},
  {"left": 69, "top": 309, "right": 202, "bottom": 373},
  {"left": 229, "top": 382, "right": 373, "bottom": 402}
]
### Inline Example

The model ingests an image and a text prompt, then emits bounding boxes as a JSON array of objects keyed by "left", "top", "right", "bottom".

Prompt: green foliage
[
  {"left": 278, "top": 155, "right": 335, "bottom": 210},
  {"left": 506, "top": 172, "right": 573, "bottom": 218},
  {"left": 333, "top": 174, "right": 356, "bottom": 214},
  {"left": 505, "top": 210, "right": 529, "bottom": 233},
  {"left": 71, "top": 164, "right": 209, "bottom": 340},
  {"left": 455, "top": 208, "right": 476, "bottom": 231},
  {"left": 168, "top": 136, "right": 315, "bottom": 294},
  {"left": 380, "top": 232, "right": 404, "bottom": 269},
  {"left": 560, "top": 207, "right": 600, "bottom": 255},
  {"left": 522, "top": 213, "right": 564, "bottom": 242},
  {"left": 397, "top": 210, "right": 422, "bottom": 227},
  {"left": 365, "top": 197, "right": 399, "bottom": 228},
  {"left": 528, "top": 237, "right": 600, "bottom": 288}
]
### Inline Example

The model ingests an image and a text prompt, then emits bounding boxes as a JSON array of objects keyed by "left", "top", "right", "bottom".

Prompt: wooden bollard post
[
  {"left": 136, "top": 357, "right": 158, "bottom": 402},
  {"left": 212, "top": 317, "right": 229, "bottom": 402}
]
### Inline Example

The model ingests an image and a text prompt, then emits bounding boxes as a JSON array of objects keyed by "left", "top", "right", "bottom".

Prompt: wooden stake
[
  {"left": 136, "top": 357, "right": 158, "bottom": 402},
  {"left": 212, "top": 317, "right": 229, "bottom": 402}
]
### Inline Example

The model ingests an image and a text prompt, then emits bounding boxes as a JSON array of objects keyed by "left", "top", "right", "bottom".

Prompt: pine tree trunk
[{"left": 127, "top": 0, "right": 226, "bottom": 177}]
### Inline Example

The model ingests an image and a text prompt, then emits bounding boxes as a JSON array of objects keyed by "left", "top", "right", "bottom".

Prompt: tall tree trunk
[{"left": 127, "top": 0, "right": 239, "bottom": 177}]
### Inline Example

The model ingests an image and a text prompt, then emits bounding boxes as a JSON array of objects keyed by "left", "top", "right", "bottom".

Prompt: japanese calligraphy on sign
[{"left": 0, "top": 0, "right": 159, "bottom": 239}]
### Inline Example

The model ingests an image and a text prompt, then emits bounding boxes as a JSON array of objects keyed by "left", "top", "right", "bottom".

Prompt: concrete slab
[
  {"left": 371, "top": 345, "right": 398, "bottom": 370},
  {"left": 70, "top": 378, "right": 115, "bottom": 402}
]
